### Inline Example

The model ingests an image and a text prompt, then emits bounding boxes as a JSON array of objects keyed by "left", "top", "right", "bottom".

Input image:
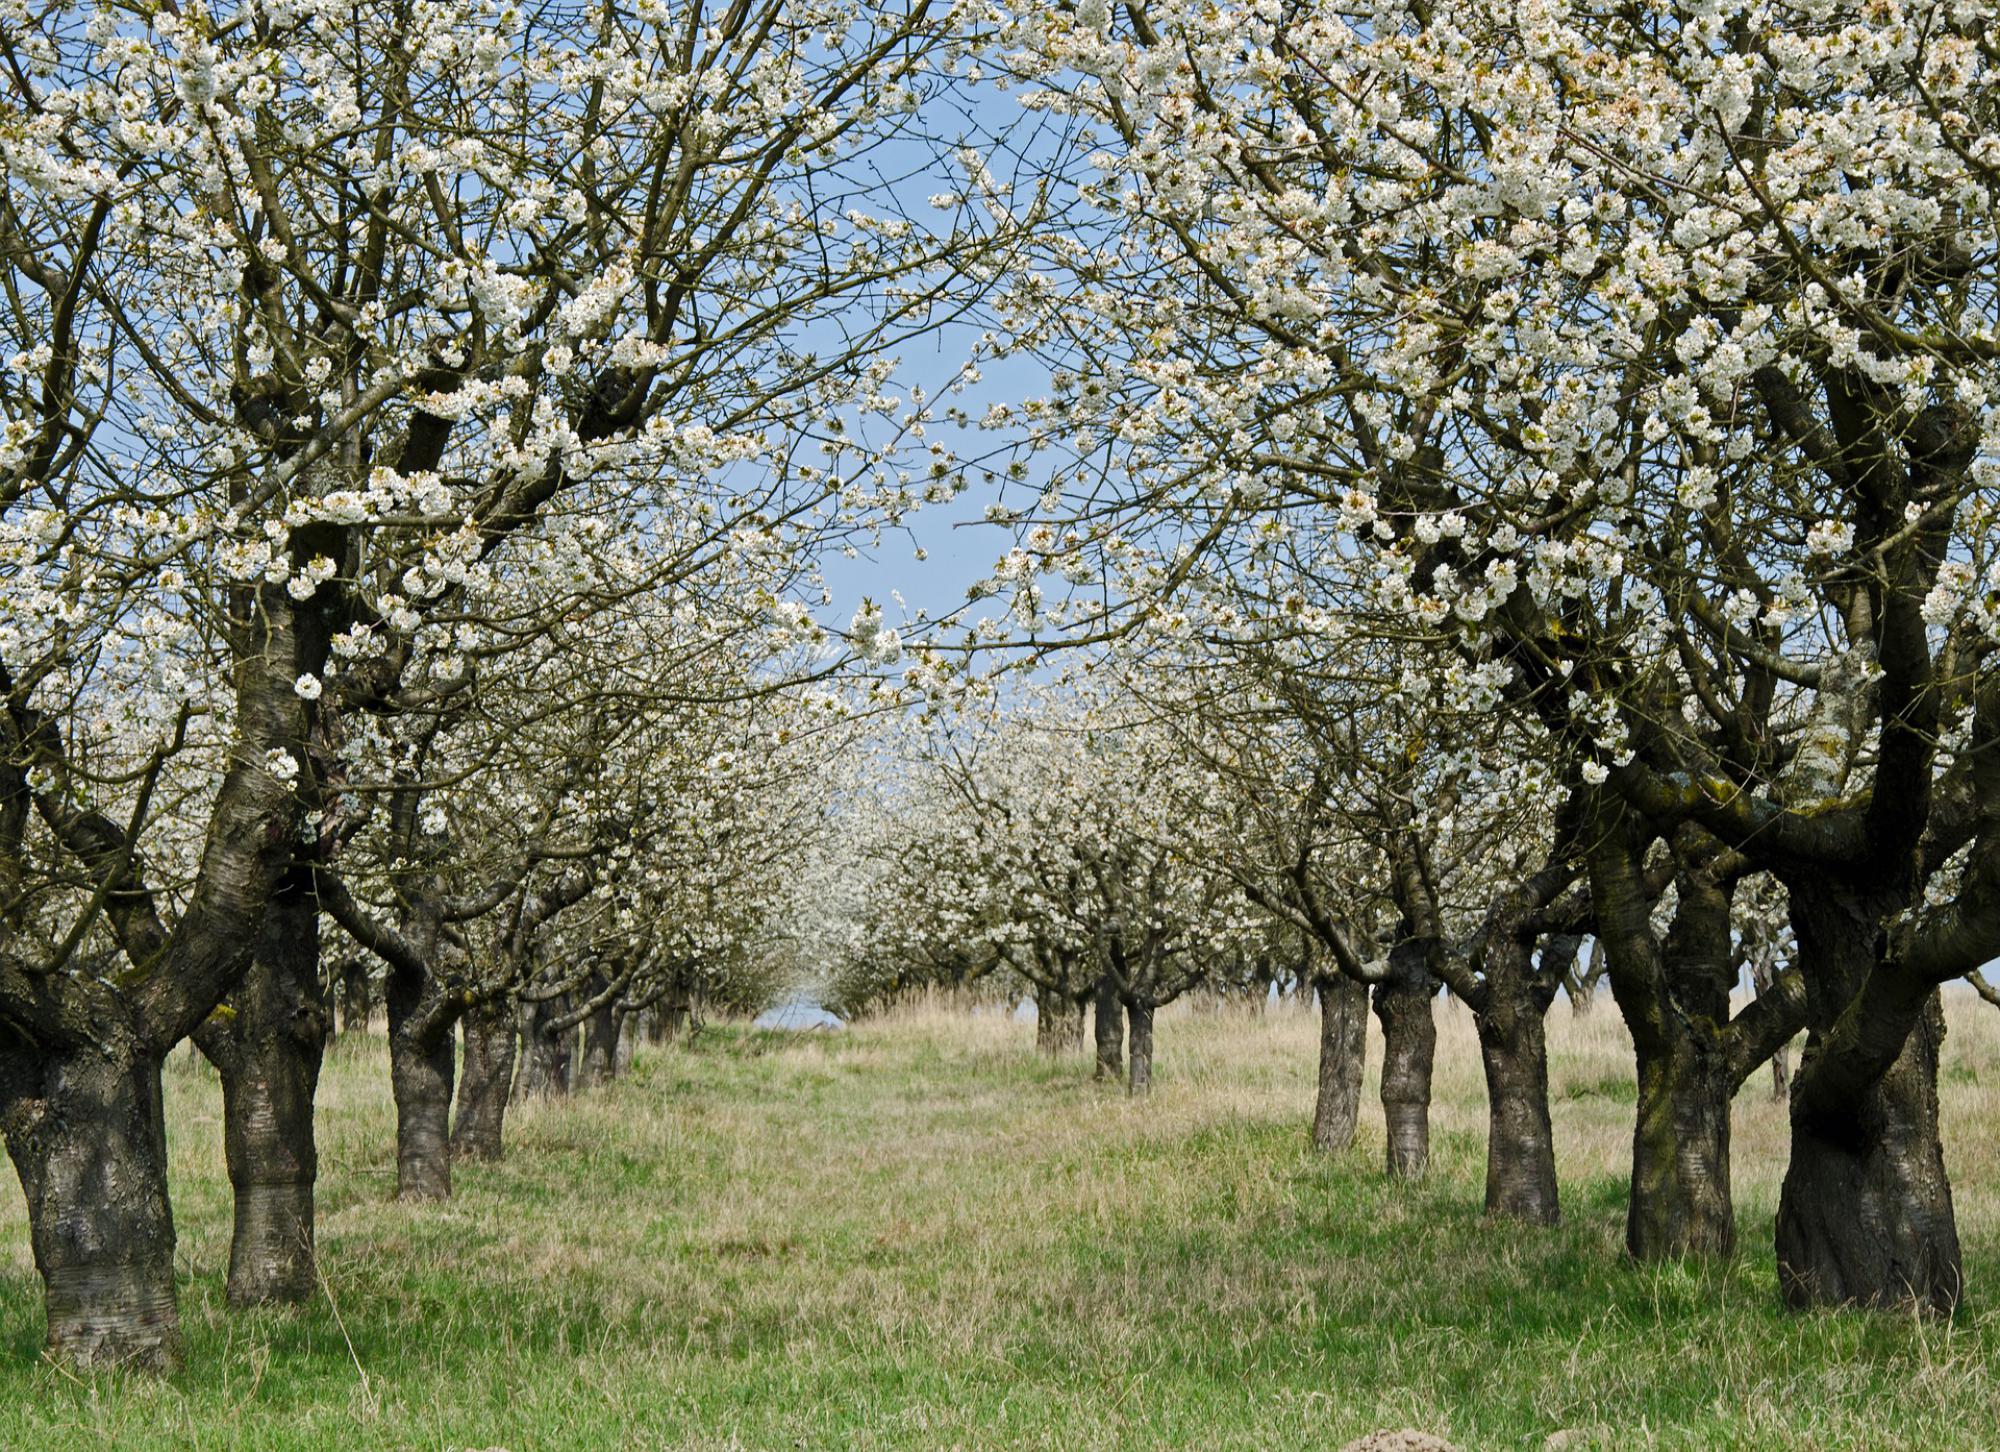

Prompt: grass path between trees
[{"left": 1, "top": 998, "right": 1997, "bottom": 1450}]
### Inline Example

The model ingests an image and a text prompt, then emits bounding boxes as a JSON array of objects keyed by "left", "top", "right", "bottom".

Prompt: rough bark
[
  {"left": 1629, "top": 1040, "right": 1734, "bottom": 1259},
  {"left": 1585, "top": 806, "right": 1808, "bottom": 1260},
  {"left": 387, "top": 1002, "right": 454, "bottom": 1200},
  {"left": 383, "top": 894, "right": 453, "bottom": 1201},
  {"left": 451, "top": 995, "right": 518, "bottom": 1162},
  {"left": 1474, "top": 954, "right": 1559, "bottom": 1225},
  {"left": 661, "top": 995, "right": 691, "bottom": 1042},
  {"left": 1778, "top": 994, "right": 1959, "bottom": 1312},
  {"left": 1631, "top": 866, "right": 1736, "bottom": 1259},
  {"left": 1596, "top": 407, "right": 1993, "bottom": 1307},
  {"left": 1372, "top": 941, "right": 1436, "bottom": 1178},
  {"left": 1035, "top": 988, "right": 1086, "bottom": 1055},
  {"left": 1777, "top": 882, "right": 1961, "bottom": 1312},
  {"left": 1567, "top": 938, "right": 1605, "bottom": 1016},
  {"left": 1750, "top": 956, "right": 1793, "bottom": 1102},
  {"left": 1125, "top": 997, "right": 1155, "bottom": 1096},
  {"left": 576, "top": 986, "right": 618, "bottom": 1089},
  {"left": 661, "top": 987, "right": 694, "bottom": 1042},
  {"left": 0, "top": 564, "right": 312, "bottom": 1367},
  {"left": 1093, "top": 972, "right": 1123, "bottom": 1081},
  {"left": 0, "top": 1035, "right": 181, "bottom": 1369},
  {"left": 1392, "top": 824, "right": 1568, "bottom": 1223},
  {"left": 1311, "top": 973, "right": 1368, "bottom": 1152},
  {"left": 1609, "top": 849, "right": 1739, "bottom": 1259},
  {"left": 612, "top": 1009, "right": 635, "bottom": 1078},
  {"left": 515, "top": 993, "right": 576, "bottom": 1100},
  {"left": 338, "top": 957, "right": 373, "bottom": 1035},
  {"left": 194, "top": 876, "right": 328, "bottom": 1305}
]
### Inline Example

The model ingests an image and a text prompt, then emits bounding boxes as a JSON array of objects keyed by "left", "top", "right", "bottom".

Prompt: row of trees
[
  {"left": 819, "top": 696, "right": 1282, "bottom": 1090},
  {"left": 949, "top": 0, "right": 2000, "bottom": 1316},
  {"left": 3, "top": 0, "right": 1997, "bottom": 1380},
  {"left": 0, "top": 0, "right": 1030, "bottom": 1369},
  {"left": 814, "top": 677, "right": 1802, "bottom": 1228}
]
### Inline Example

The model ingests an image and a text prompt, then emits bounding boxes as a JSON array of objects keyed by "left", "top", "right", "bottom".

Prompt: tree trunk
[
  {"left": 385, "top": 967, "right": 453, "bottom": 1201},
  {"left": 577, "top": 991, "right": 618, "bottom": 1089},
  {"left": 1093, "top": 972, "right": 1123, "bottom": 1081},
  {"left": 1629, "top": 1040, "right": 1734, "bottom": 1259},
  {"left": 195, "top": 879, "right": 327, "bottom": 1305},
  {"left": 646, "top": 1000, "right": 681, "bottom": 1045},
  {"left": 0, "top": 509, "right": 318, "bottom": 1372},
  {"left": 515, "top": 994, "right": 575, "bottom": 1100},
  {"left": 660, "top": 993, "right": 690, "bottom": 1043},
  {"left": 1125, "top": 998, "right": 1155, "bottom": 1096},
  {"left": 1772, "top": 881, "right": 1962, "bottom": 1313},
  {"left": 1372, "top": 943, "right": 1436, "bottom": 1179},
  {"left": 1567, "top": 938, "right": 1604, "bottom": 1017},
  {"left": 1474, "top": 974, "right": 1559, "bottom": 1225},
  {"left": 339, "top": 958, "right": 373, "bottom": 1035},
  {"left": 1777, "top": 991, "right": 1960, "bottom": 1312},
  {"left": 1035, "top": 989, "right": 1085, "bottom": 1055},
  {"left": 452, "top": 996, "right": 518, "bottom": 1162},
  {"left": 1625, "top": 862, "right": 1738, "bottom": 1260},
  {"left": 0, "top": 1038, "right": 181, "bottom": 1369},
  {"left": 1311, "top": 973, "right": 1367, "bottom": 1152},
  {"left": 613, "top": 1010, "right": 635, "bottom": 1077},
  {"left": 1751, "top": 958, "right": 1793, "bottom": 1102}
]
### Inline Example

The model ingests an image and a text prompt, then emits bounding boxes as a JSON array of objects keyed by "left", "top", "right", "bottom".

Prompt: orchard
[{"left": 0, "top": 0, "right": 1995, "bottom": 1447}]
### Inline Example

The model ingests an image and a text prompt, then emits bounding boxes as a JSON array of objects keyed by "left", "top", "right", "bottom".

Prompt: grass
[{"left": 1, "top": 995, "right": 1998, "bottom": 1450}]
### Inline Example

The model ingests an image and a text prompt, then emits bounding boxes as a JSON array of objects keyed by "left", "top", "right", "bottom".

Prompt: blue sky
[{"left": 800, "top": 73, "right": 1081, "bottom": 640}]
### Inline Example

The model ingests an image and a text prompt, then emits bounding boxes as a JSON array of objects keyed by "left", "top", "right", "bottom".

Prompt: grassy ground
[{"left": 0, "top": 997, "right": 1997, "bottom": 1451}]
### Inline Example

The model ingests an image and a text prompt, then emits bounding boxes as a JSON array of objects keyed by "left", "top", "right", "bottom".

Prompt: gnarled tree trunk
[
  {"left": 659, "top": 990, "right": 691, "bottom": 1043},
  {"left": 576, "top": 984, "right": 618, "bottom": 1090},
  {"left": 195, "top": 876, "right": 328, "bottom": 1305},
  {"left": 1629, "top": 1041, "right": 1733, "bottom": 1259},
  {"left": 515, "top": 993, "right": 575, "bottom": 1100},
  {"left": 388, "top": 1007, "right": 453, "bottom": 1200},
  {"left": 1474, "top": 957, "right": 1559, "bottom": 1225},
  {"left": 384, "top": 901, "right": 454, "bottom": 1201},
  {"left": 1372, "top": 941, "right": 1436, "bottom": 1178},
  {"left": 1776, "top": 880, "right": 1960, "bottom": 1312},
  {"left": 1035, "top": 988, "right": 1085, "bottom": 1055},
  {"left": 1093, "top": 972, "right": 1123, "bottom": 1081},
  {"left": 644, "top": 1001, "right": 676, "bottom": 1045},
  {"left": 1124, "top": 997, "right": 1155, "bottom": 1096},
  {"left": 1589, "top": 811, "right": 1768, "bottom": 1260},
  {"left": 1750, "top": 955, "right": 1793, "bottom": 1102},
  {"left": 0, "top": 1034, "right": 181, "bottom": 1369},
  {"left": 612, "top": 1009, "right": 635, "bottom": 1077},
  {"left": 452, "top": 995, "right": 518, "bottom": 1162},
  {"left": 338, "top": 957, "right": 373, "bottom": 1036},
  {"left": 1626, "top": 865, "right": 1737, "bottom": 1260},
  {"left": 0, "top": 555, "right": 314, "bottom": 1368},
  {"left": 1777, "top": 997, "right": 1959, "bottom": 1312},
  {"left": 1311, "top": 973, "right": 1367, "bottom": 1152}
]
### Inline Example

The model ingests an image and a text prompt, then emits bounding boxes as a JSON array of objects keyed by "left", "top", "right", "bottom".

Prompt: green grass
[{"left": 1, "top": 998, "right": 1997, "bottom": 1450}]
